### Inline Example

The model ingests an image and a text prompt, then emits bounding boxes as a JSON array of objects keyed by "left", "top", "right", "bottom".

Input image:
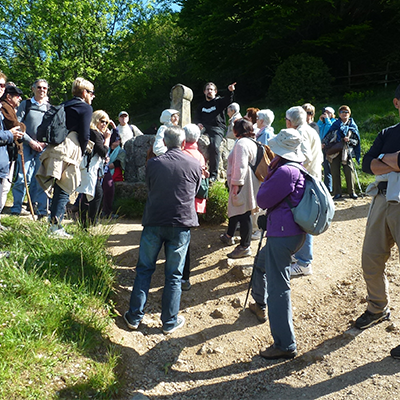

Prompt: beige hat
[{"left": 268, "top": 128, "right": 305, "bottom": 163}]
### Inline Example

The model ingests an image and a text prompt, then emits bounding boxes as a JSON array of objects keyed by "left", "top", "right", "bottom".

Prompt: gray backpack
[{"left": 285, "top": 163, "right": 335, "bottom": 235}]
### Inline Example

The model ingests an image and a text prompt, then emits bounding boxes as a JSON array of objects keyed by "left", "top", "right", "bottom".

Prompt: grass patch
[
  {"left": 201, "top": 181, "right": 229, "bottom": 224},
  {"left": 0, "top": 218, "right": 119, "bottom": 399}
]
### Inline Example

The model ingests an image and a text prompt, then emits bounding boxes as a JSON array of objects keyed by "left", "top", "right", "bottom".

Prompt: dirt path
[{"left": 106, "top": 197, "right": 400, "bottom": 399}]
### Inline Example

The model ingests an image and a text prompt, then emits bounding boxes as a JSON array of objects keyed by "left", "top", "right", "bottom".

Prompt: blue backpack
[{"left": 285, "top": 163, "right": 335, "bottom": 235}]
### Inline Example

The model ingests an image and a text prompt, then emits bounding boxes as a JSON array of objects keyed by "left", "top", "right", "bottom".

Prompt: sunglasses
[
  {"left": 340, "top": 110, "right": 349, "bottom": 114},
  {"left": 86, "top": 89, "right": 95, "bottom": 95},
  {"left": 306, "top": 111, "right": 314, "bottom": 115},
  {"left": 100, "top": 119, "right": 109, "bottom": 124},
  {"left": 0, "top": 83, "right": 5, "bottom": 88}
]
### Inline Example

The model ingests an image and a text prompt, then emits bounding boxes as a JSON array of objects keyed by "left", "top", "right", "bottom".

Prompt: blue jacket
[
  {"left": 327, "top": 118, "right": 361, "bottom": 163},
  {"left": 0, "top": 112, "right": 14, "bottom": 179},
  {"left": 317, "top": 117, "right": 335, "bottom": 141}
]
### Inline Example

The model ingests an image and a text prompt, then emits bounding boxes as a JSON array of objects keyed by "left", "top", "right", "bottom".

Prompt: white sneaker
[
  {"left": 163, "top": 315, "right": 185, "bottom": 334},
  {"left": 251, "top": 230, "right": 262, "bottom": 240},
  {"left": 49, "top": 225, "right": 73, "bottom": 239},
  {"left": 290, "top": 263, "right": 313, "bottom": 276}
]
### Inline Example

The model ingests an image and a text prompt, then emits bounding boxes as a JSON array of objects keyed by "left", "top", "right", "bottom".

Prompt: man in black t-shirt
[{"left": 194, "top": 81, "right": 236, "bottom": 182}]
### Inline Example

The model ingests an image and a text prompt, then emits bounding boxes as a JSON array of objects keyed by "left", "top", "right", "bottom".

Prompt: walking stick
[
  {"left": 16, "top": 141, "right": 35, "bottom": 220},
  {"left": 242, "top": 228, "right": 266, "bottom": 312}
]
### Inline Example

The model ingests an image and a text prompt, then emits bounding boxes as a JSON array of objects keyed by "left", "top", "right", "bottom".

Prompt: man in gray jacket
[{"left": 12, "top": 79, "right": 50, "bottom": 218}]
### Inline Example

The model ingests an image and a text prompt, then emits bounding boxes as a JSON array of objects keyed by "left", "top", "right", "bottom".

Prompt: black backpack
[{"left": 36, "top": 98, "right": 81, "bottom": 145}]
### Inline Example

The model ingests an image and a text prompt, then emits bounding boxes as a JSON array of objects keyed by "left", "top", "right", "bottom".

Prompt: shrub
[
  {"left": 268, "top": 53, "right": 332, "bottom": 105},
  {"left": 360, "top": 113, "right": 398, "bottom": 134},
  {"left": 201, "top": 181, "right": 229, "bottom": 224}
]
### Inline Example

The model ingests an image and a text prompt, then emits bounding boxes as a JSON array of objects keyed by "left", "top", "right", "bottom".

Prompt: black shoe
[
  {"left": 333, "top": 194, "right": 342, "bottom": 200},
  {"left": 391, "top": 344, "right": 400, "bottom": 359},
  {"left": 349, "top": 193, "right": 358, "bottom": 199},
  {"left": 355, "top": 309, "right": 390, "bottom": 330},
  {"left": 181, "top": 280, "right": 192, "bottom": 291}
]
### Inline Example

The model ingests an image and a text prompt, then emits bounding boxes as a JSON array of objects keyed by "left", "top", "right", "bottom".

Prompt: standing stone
[{"left": 170, "top": 84, "right": 193, "bottom": 127}]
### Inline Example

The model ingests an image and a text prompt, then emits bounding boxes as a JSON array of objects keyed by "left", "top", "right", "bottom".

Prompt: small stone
[
  {"left": 210, "top": 309, "right": 224, "bottom": 319},
  {"left": 386, "top": 322, "right": 399, "bottom": 333},
  {"left": 231, "top": 298, "right": 241, "bottom": 308}
]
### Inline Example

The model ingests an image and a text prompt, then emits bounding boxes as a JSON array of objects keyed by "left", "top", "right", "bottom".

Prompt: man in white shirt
[{"left": 117, "top": 111, "right": 143, "bottom": 147}]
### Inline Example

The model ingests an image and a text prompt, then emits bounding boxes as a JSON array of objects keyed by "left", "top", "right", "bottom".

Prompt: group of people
[
  {"left": 124, "top": 81, "right": 400, "bottom": 363},
  {"left": 2, "top": 74, "right": 400, "bottom": 361},
  {"left": 0, "top": 74, "right": 141, "bottom": 237}
]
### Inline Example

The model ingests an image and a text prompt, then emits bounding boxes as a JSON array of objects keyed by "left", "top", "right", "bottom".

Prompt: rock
[
  {"left": 210, "top": 309, "right": 224, "bottom": 319},
  {"left": 386, "top": 322, "right": 399, "bottom": 333},
  {"left": 231, "top": 298, "right": 242, "bottom": 308},
  {"left": 230, "top": 265, "right": 253, "bottom": 280}
]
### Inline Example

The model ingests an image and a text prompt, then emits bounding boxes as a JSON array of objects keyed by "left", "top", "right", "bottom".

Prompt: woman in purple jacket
[{"left": 249, "top": 128, "right": 306, "bottom": 360}]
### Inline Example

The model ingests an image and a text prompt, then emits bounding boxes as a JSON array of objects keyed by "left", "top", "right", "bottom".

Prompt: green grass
[{"left": 0, "top": 218, "right": 119, "bottom": 399}]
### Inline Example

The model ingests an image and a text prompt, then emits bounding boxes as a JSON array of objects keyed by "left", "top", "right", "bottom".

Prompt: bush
[
  {"left": 360, "top": 113, "right": 398, "bottom": 134},
  {"left": 201, "top": 181, "right": 229, "bottom": 224},
  {"left": 268, "top": 53, "right": 332, "bottom": 105}
]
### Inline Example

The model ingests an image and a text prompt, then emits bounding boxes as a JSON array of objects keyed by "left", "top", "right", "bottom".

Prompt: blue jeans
[
  {"left": 11, "top": 144, "right": 48, "bottom": 215},
  {"left": 49, "top": 182, "right": 70, "bottom": 224},
  {"left": 128, "top": 226, "right": 190, "bottom": 330},
  {"left": 251, "top": 234, "right": 305, "bottom": 352},
  {"left": 323, "top": 156, "right": 332, "bottom": 193},
  {"left": 294, "top": 233, "right": 313, "bottom": 266}
]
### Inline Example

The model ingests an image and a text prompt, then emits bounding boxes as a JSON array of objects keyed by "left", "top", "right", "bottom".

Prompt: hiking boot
[
  {"left": 123, "top": 311, "right": 140, "bottom": 330},
  {"left": 290, "top": 263, "right": 313, "bottom": 276},
  {"left": 355, "top": 309, "right": 390, "bottom": 330},
  {"left": 227, "top": 245, "right": 251, "bottom": 259},
  {"left": 391, "top": 344, "right": 400, "bottom": 359},
  {"left": 48, "top": 224, "right": 73, "bottom": 239},
  {"left": 249, "top": 302, "right": 267, "bottom": 323},
  {"left": 260, "top": 344, "right": 297, "bottom": 360},
  {"left": 181, "top": 279, "right": 192, "bottom": 291},
  {"left": 163, "top": 315, "right": 185, "bottom": 334},
  {"left": 220, "top": 233, "right": 235, "bottom": 246}
]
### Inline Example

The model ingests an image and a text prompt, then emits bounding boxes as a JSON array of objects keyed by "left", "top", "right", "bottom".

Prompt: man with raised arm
[{"left": 194, "top": 82, "right": 236, "bottom": 182}]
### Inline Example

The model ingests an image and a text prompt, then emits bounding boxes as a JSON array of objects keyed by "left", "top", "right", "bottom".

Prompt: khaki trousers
[{"left": 362, "top": 194, "right": 400, "bottom": 313}]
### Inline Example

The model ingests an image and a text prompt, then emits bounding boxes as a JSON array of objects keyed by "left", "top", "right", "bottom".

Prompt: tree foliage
[
  {"left": 268, "top": 54, "right": 332, "bottom": 105},
  {"left": 0, "top": 0, "right": 184, "bottom": 121},
  {"left": 178, "top": 0, "right": 400, "bottom": 103}
]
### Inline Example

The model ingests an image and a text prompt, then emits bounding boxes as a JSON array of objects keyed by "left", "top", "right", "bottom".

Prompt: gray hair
[
  {"left": 257, "top": 109, "right": 274, "bottom": 126},
  {"left": 32, "top": 79, "right": 48, "bottom": 89},
  {"left": 286, "top": 106, "right": 307, "bottom": 128},
  {"left": 228, "top": 102, "right": 240, "bottom": 113},
  {"left": 164, "top": 126, "right": 186, "bottom": 149},
  {"left": 183, "top": 123, "right": 201, "bottom": 144}
]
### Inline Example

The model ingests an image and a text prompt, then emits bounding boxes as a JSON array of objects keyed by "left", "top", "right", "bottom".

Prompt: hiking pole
[
  {"left": 242, "top": 225, "right": 266, "bottom": 312},
  {"left": 242, "top": 214, "right": 268, "bottom": 311},
  {"left": 16, "top": 141, "right": 35, "bottom": 220},
  {"left": 353, "top": 163, "right": 363, "bottom": 196}
]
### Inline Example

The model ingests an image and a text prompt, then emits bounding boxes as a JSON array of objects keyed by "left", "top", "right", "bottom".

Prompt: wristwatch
[{"left": 378, "top": 153, "right": 385, "bottom": 161}]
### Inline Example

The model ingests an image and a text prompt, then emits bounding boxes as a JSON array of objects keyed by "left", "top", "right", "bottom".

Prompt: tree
[{"left": 0, "top": 0, "right": 185, "bottom": 121}]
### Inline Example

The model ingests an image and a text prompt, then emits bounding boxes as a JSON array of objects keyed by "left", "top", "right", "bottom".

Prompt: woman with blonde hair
[
  {"left": 37, "top": 77, "right": 94, "bottom": 238},
  {"left": 77, "top": 110, "right": 111, "bottom": 228}
]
